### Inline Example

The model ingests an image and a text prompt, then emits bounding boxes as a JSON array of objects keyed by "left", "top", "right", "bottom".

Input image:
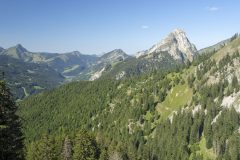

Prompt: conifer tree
[
  {"left": 226, "top": 134, "right": 240, "bottom": 160},
  {"left": 26, "top": 141, "right": 41, "bottom": 160},
  {"left": 99, "top": 147, "right": 108, "bottom": 160},
  {"left": 232, "top": 75, "right": 239, "bottom": 92},
  {"left": 73, "top": 130, "right": 99, "bottom": 160},
  {"left": 0, "top": 80, "right": 24, "bottom": 159},
  {"left": 36, "top": 133, "right": 57, "bottom": 160}
]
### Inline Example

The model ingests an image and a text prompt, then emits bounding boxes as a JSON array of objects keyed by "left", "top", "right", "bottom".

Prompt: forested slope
[{"left": 19, "top": 37, "right": 240, "bottom": 159}]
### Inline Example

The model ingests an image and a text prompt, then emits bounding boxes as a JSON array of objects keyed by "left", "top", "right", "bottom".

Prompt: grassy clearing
[
  {"left": 156, "top": 83, "right": 192, "bottom": 120},
  {"left": 212, "top": 38, "right": 240, "bottom": 62},
  {"left": 197, "top": 137, "right": 216, "bottom": 160},
  {"left": 63, "top": 65, "right": 80, "bottom": 73},
  {"left": 188, "top": 137, "right": 216, "bottom": 160}
]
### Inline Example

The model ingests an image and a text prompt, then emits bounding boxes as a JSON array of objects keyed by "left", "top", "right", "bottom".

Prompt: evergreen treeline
[
  {"left": 0, "top": 80, "right": 24, "bottom": 159},
  {"left": 26, "top": 130, "right": 101, "bottom": 160}
]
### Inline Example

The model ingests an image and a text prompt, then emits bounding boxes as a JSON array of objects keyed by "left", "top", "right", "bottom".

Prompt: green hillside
[
  {"left": 212, "top": 36, "right": 240, "bottom": 62},
  {"left": 199, "top": 34, "right": 239, "bottom": 54},
  {"left": 18, "top": 38, "right": 240, "bottom": 159}
]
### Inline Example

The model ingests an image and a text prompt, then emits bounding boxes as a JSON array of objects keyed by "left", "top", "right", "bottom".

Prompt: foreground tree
[
  {"left": 38, "top": 134, "right": 57, "bottom": 160},
  {"left": 0, "top": 80, "right": 24, "bottom": 159},
  {"left": 73, "top": 130, "right": 99, "bottom": 160}
]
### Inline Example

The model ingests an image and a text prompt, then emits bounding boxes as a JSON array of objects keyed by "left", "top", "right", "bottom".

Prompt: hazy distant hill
[{"left": 0, "top": 55, "right": 64, "bottom": 99}]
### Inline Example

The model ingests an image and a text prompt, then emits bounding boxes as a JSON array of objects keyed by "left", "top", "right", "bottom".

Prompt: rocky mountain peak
[
  {"left": 172, "top": 28, "right": 185, "bottom": 35},
  {"left": 67, "top": 51, "right": 82, "bottom": 57},
  {"left": 14, "top": 44, "right": 28, "bottom": 53},
  {"left": 100, "top": 49, "right": 129, "bottom": 62},
  {"left": 0, "top": 47, "right": 5, "bottom": 53},
  {"left": 89, "top": 49, "right": 130, "bottom": 81},
  {"left": 105, "top": 49, "right": 126, "bottom": 56},
  {"left": 1, "top": 44, "right": 29, "bottom": 60},
  {"left": 138, "top": 29, "right": 198, "bottom": 63},
  {"left": 135, "top": 50, "right": 147, "bottom": 58}
]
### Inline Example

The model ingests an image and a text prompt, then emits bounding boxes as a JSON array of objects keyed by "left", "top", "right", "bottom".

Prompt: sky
[{"left": 0, "top": 0, "right": 239, "bottom": 55}]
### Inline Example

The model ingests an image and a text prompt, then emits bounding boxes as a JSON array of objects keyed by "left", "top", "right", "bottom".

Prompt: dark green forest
[{"left": 0, "top": 80, "right": 24, "bottom": 159}]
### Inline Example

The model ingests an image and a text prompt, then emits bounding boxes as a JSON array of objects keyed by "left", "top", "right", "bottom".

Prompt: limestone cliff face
[
  {"left": 137, "top": 29, "right": 198, "bottom": 63},
  {"left": 99, "top": 49, "right": 130, "bottom": 63}
]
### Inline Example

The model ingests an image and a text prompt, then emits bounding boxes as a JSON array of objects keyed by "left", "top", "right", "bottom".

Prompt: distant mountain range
[
  {"left": 88, "top": 28, "right": 198, "bottom": 80},
  {"left": 0, "top": 43, "right": 132, "bottom": 98},
  {"left": 1, "top": 28, "right": 237, "bottom": 99},
  {"left": 0, "top": 55, "right": 64, "bottom": 99}
]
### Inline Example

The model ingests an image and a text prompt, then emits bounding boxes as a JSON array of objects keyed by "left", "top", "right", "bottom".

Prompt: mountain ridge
[
  {"left": 199, "top": 33, "right": 239, "bottom": 54},
  {"left": 136, "top": 29, "right": 198, "bottom": 63},
  {"left": 0, "top": 29, "right": 198, "bottom": 81},
  {"left": 1, "top": 30, "right": 238, "bottom": 97}
]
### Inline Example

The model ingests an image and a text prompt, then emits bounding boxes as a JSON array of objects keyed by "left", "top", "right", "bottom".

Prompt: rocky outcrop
[
  {"left": 90, "top": 67, "right": 106, "bottom": 81},
  {"left": 136, "top": 29, "right": 198, "bottom": 63},
  {"left": 99, "top": 49, "right": 130, "bottom": 63},
  {"left": 89, "top": 49, "right": 130, "bottom": 81}
]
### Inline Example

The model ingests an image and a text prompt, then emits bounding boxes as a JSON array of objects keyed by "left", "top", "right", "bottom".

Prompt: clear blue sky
[{"left": 0, "top": 0, "right": 239, "bottom": 55}]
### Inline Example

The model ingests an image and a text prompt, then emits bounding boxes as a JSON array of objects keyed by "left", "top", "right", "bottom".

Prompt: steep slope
[
  {"left": 19, "top": 36, "right": 240, "bottom": 159},
  {"left": 100, "top": 51, "right": 178, "bottom": 80},
  {"left": 199, "top": 33, "right": 239, "bottom": 54},
  {"left": 96, "top": 29, "right": 198, "bottom": 80},
  {"left": 99, "top": 49, "right": 129, "bottom": 63},
  {"left": 211, "top": 35, "right": 240, "bottom": 62},
  {"left": 0, "top": 44, "right": 55, "bottom": 62},
  {"left": 45, "top": 51, "right": 98, "bottom": 79},
  {"left": 0, "top": 55, "right": 64, "bottom": 99},
  {"left": 89, "top": 49, "right": 131, "bottom": 80},
  {"left": 136, "top": 29, "right": 198, "bottom": 62},
  {"left": 1, "top": 44, "right": 29, "bottom": 60}
]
